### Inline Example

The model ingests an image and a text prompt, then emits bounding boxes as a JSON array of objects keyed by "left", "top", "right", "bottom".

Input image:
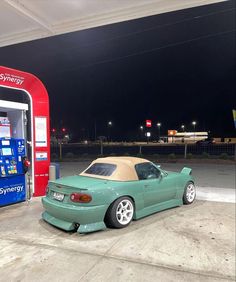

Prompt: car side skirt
[{"left": 134, "top": 199, "right": 182, "bottom": 220}]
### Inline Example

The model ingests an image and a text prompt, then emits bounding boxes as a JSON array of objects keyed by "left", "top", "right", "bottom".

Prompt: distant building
[{"left": 168, "top": 130, "right": 208, "bottom": 143}]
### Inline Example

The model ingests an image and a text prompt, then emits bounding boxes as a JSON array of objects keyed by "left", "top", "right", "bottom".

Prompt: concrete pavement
[
  {"left": 0, "top": 198, "right": 235, "bottom": 282},
  {"left": 0, "top": 160, "right": 235, "bottom": 281}
]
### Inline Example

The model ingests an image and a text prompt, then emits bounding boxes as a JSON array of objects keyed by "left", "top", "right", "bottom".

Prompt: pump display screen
[
  {"left": 2, "top": 148, "right": 12, "bottom": 156},
  {"left": 2, "top": 140, "right": 10, "bottom": 146}
]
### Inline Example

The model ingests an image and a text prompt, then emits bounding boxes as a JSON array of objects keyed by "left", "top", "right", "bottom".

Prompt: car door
[{"left": 135, "top": 162, "right": 177, "bottom": 207}]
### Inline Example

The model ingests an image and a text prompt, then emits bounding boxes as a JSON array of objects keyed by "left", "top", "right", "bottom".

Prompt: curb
[{"left": 196, "top": 186, "right": 236, "bottom": 203}]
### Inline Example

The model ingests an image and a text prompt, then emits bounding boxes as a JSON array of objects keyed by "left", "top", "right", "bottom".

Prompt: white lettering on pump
[
  {"left": 0, "top": 185, "right": 24, "bottom": 195},
  {"left": 0, "top": 73, "right": 24, "bottom": 85}
]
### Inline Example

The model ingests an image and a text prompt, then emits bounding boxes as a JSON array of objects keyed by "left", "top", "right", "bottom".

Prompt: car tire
[
  {"left": 183, "top": 182, "right": 196, "bottom": 205},
  {"left": 105, "top": 197, "right": 134, "bottom": 228}
]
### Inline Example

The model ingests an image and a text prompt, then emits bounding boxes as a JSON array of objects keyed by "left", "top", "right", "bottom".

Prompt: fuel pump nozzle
[
  {"left": 22, "top": 156, "right": 30, "bottom": 174},
  {"left": 22, "top": 156, "right": 32, "bottom": 202}
]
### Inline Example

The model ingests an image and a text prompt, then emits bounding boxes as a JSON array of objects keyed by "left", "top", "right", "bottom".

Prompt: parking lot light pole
[
  {"left": 181, "top": 125, "right": 185, "bottom": 132},
  {"left": 157, "top": 123, "right": 161, "bottom": 140},
  {"left": 108, "top": 121, "right": 112, "bottom": 143},
  {"left": 140, "top": 125, "right": 143, "bottom": 141},
  {"left": 146, "top": 132, "right": 151, "bottom": 144},
  {"left": 192, "top": 121, "right": 196, "bottom": 141}
]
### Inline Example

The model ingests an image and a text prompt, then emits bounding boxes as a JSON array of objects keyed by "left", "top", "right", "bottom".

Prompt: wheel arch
[
  {"left": 104, "top": 194, "right": 136, "bottom": 221},
  {"left": 187, "top": 180, "right": 194, "bottom": 185},
  {"left": 183, "top": 181, "right": 196, "bottom": 205}
]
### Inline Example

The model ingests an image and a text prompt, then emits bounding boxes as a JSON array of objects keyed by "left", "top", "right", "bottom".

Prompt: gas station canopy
[{"left": 0, "top": 0, "right": 225, "bottom": 47}]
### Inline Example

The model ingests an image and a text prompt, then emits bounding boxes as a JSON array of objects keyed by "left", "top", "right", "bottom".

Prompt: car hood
[{"left": 49, "top": 175, "right": 111, "bottom": 190}]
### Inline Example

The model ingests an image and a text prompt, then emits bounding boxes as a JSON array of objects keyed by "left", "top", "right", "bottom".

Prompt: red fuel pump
[{"left": 0, "top": 66, "right": 50, "bottom": 197}]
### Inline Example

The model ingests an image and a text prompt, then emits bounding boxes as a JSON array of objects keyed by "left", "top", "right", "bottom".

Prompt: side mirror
[{"left": 147, "top": 174, "right": 157, "bottom": 179}]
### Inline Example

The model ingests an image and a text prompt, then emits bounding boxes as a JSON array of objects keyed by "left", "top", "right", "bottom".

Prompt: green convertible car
[{"left": 42, "top": 157, "right": 196, "bottom": 233}]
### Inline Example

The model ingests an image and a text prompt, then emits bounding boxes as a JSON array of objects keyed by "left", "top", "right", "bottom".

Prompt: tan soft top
[{"left": 80, "top": 156, "right": 149, "bottom": 181}]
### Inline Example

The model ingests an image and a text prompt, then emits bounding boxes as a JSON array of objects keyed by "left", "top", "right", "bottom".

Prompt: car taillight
[{"left": 70, "top": 193, "right": 92, "bottom": 203}]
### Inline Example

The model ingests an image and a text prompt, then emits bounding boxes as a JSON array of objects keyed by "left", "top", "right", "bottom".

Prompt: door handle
[{"left": 144, "top": 184, "right": 150, "bottom": 188}]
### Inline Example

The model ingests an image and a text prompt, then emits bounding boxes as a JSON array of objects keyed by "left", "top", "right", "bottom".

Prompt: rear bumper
[{"left": 41, "top": 197, "right": 108, "bottom": 233}]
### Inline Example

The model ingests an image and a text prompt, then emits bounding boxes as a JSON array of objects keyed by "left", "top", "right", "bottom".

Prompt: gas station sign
[
  {"left": 146, "top": 120, "right": 152, "bottom": 127},
  {"left": 168, "top": 130, "right": 177, "bottom": 136},
  {"left": 0, "top": 73, "right": 24, "bottom": 86}
]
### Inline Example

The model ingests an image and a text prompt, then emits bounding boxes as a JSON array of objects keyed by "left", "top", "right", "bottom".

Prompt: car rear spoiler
[{"left": 181, "top": 167, "right": 192, "bottom": 175}]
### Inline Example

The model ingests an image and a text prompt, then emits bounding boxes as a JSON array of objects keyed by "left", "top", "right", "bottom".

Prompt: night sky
[{"left": 0, "top": 0, "right": 235, "bottom": 141}]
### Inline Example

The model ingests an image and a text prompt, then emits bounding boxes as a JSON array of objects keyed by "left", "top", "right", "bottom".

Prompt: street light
[
  {"left": 146, "top": 131, "right": 151, "bottom": 144},
  {"left": 107, "top": 121, "right": 112, "bottom": 142},
  {"left": 139, "top": 126, "right": 144, "bottom": 141},
  {"left": 157, "top": 123, "right": 161, "bottom": 140},
  {"left": 192, "top": 121, "right": 196, "bottom": 130},
  {"left": 181, "top": 125, "right": 185, "bottom": 132},
  {"left": 192, "top": 121, "right": 196, "bottom": 141}
]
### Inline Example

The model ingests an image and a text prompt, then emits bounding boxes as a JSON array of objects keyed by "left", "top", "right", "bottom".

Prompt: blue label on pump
[{"left": 0, "top": 174, "right": 26, "bottom": 206}]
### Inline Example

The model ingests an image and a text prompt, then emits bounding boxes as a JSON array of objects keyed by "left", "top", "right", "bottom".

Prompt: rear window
[{"left": 84, "top": 163, "right": 116, "bottom": 176}]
